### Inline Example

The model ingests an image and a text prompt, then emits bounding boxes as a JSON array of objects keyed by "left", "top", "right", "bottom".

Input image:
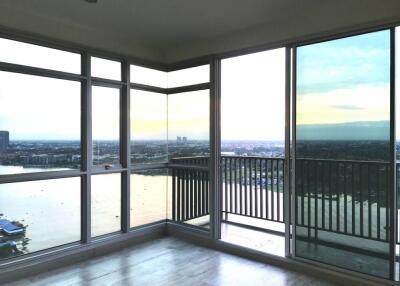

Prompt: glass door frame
[{"left": 290, "top": 27, "right": 397, "bottom": 281}]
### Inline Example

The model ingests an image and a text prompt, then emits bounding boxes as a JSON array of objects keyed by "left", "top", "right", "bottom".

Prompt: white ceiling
[{"left": 0, "top": 0, "right": 399, "bottom": 64}]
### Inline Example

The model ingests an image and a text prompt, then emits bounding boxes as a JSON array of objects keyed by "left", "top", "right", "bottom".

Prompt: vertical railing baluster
[
  {"left": 172, "top": 168, "right": 176, "bottom": 221},
  {"left": 301, "top": 160, "right": 305, "bottom": 227},
  {"left": 197, "top": 168, "right": 201, "bottom": 217},
  {"left": 277, "top": 160, "right": 281, "bottom": 222},
  {"left": 266, "top": 159, "right": 270, "bottom": 220},
  {"left": 344, "top": 162, "right": 347, "bottom": 234},
  {"left": 377, "top": 164, "right": 381, "bottom": 240},
  {"left": 368, "top": 164, "right": 372, "bottom": 239},
  {"left": 307, "top": 160, "right": 311, "bottom": 238},
  {"left": 322, "top": 161, "right": 325, "bottom": 230},
  {"left": 194, "top": 170, "right": 198, "bottom": 219},
  {"left": 229, "top": 158, "right": 233, "bottom": 215},
  {"left": 272, "top": 160, "right": 275, "bottom": 221},
  {"left": 234, "top": 158, "right": 237, "bottom": 214},
  {"left": 386, "top": 164, "right": 390, "bottom": 241},
  {"left": 351, "top": 163, "right": 355, "bottom": 236},
  {"left": 295, "top": 160, "right": 298, "bottom": 225},
  {"left": 360, "top": 164, "right": 364, "bottom": 237},
  {"left": 314, "top": 161, "right": 318, "bottom": 238},
  {"left": 336, "top": 163, "right": 340, "bottom": 233},
  {"left": 255, "top": 158, "right": 258, "bottom": 218},
  {"left": 190, "top": 170, "right": 194, "bottom": 220},
  {"left": 249, "top": 158, "right": 253, "bottom": 217},
  {"left": 260, "top": 159, "right": 264, "bottom": 219},
  {"left": 223, "top": 158, "right": 227, "bottom": 218},
  {"left": 201, "top": 170, "right": 206, "bottom": 216},
  {"left": 206, "top": 171, "right": 209, "bottom": 214},
  {"left": 329, "top": 161, "right": 332, "bottom": 231},
  {"left": 181, "top": 169, "right": 186, "bottom": 221},
  {"left": 239, "top": 158, "right": 243, "bottom": 215},
  {"left": 245, "top": 158, "right": 248, "bottom": 216}
]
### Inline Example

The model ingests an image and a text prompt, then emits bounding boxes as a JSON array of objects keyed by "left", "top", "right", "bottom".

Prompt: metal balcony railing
[
  {"left": 169, "top": 155, "right": 396, "bottom": 244},
  {"left": 221, "top": 156, "right": 284, "bottom": 223},
  {"left": 170, "top": 157, "right": 210, "bottom": 222}
]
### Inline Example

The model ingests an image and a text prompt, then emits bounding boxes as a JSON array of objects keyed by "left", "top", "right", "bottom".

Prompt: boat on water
[
  {"left": 0, "top": 241, "right": 18, "bottom": 255},
  {"left": 0, "top": 219, "right": 25, "bottom": 236},
  {"left": 0, "top": 219, "right": 28, "bottom": 256}
]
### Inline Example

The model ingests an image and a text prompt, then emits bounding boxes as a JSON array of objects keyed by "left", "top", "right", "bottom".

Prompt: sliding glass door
[{"left": 294, "top": 30, "right": 393, "bottom": 279}]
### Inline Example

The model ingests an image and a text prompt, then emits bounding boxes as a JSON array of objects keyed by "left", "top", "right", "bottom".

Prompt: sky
[
  {"left": 296, "top": 30, "right": 392, "bottom": 140},
  {"left": 221, "top": 48, "right": 286, "bottom": 141}
]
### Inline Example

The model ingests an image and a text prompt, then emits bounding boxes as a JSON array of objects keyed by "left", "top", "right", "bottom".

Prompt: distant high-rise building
[
  {"left": 182, "top": 137, "right": 187, "bottom": 142},
  {"left": 177, "top": 136, "right": 182, "bottom": 142},
  {"left": 0, "top": 131, "right": 9, "bottom": 151}
]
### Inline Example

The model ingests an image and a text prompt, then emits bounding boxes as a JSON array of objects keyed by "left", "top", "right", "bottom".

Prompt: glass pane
[
  {"left": 168, "top": 90, "right": 210, "bottom": 229},
  {"left": 0, "top": 72, "right": 81, "bottom": 175},
  {"left": 92, "top": 86, "right": 120, "bottom": 167},
  {"left": 91, "top": 173, "right": 121, "bottom": 237},
  {"left": 131, "top": 90, "right": 167, "bottom": 164},
  {"left": 167, "top": 65, "right": 209, "bottom": 88},
  {"left": 130, "top": 65, "right": 167, "bottom": 88},
  {"left": 130, "top": 169, "right": 167, "bottom": 227},
  {"left": 220, "top": 48, "right": 286, "bottom": 257},
  {"left": 0, "top": 177, "right": 80, "bottom": 260},
  {"left": 295, "top": 30, "right": 391, "bottom": 278},
  {"left": 0, "top": 37, "right": 80, "bottom": 74},
  {"left": 91, "top": 57, "right": 121, "bottom": 81},
  {"left": 221, "top": 48, "right": 285, "bottom": 154},
  {"left": 168, "top": 90, "right": 210, "bottom": 159}
]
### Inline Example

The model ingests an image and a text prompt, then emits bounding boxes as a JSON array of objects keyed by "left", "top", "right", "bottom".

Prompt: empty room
[{"left": 0, "top": 1, "right": 400, "bottom": 285}]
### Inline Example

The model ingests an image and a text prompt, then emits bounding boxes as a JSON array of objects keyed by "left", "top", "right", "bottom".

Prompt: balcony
[{"left": 169, "top": 155, "right": 396, "bottom": 276}]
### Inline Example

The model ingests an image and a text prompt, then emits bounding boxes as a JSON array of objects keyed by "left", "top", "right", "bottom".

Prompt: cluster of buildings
[
  {"left": 22, "top": 154, "right": 80, "bottom": 166},
  {"left": 176, "top": 136, "right": 188, "bottom": 144}
]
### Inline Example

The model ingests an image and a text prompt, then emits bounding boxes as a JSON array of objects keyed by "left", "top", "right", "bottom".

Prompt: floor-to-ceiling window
[
  {"left": 90, "top": 58, "right": 123, "bottom": 238},
  {"left": 0, "top": 38, "right": 82, "bottom": 259},
  {"left": 219, "top": 48, "right": 286, "bottom": 256},
  {"left": 167, "top": 65, "right": 211, "bottom": 229},
  {"left": 295, "top": 30, "right": 393, "bottom": 279},
  {"left": 130, "top": 66, "right": 168, "bottom": 227}
]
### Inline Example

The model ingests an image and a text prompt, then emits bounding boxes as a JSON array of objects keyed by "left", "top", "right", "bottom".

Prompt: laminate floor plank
[{"left": 5, "top": 237, "right": 338, "bottom": 286}]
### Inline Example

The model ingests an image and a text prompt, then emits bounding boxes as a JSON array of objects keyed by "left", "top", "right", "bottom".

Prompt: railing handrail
[
  {"left": 170, "top": 155, "right": 389, "bottom": 165},
  {"left": 222, "top": 155, "right": 284, "bottom": 160},
  {"left": 296, "top": 157, "right": 390, "bottom": 165}
]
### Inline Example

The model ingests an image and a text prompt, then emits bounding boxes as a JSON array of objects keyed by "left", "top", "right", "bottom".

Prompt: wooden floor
[{"left": 5, "top": 237, "right": 338, "bottom": 286}]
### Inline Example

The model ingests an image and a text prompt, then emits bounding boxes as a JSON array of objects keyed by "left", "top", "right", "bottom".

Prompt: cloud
[{"left": 330, "top": 105, "right": 364, "bottom": 110}]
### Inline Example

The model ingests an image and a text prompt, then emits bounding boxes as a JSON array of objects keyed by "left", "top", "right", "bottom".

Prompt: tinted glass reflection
[{"left": 295, "top": 30, "right": 391, "bottom": 278}]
